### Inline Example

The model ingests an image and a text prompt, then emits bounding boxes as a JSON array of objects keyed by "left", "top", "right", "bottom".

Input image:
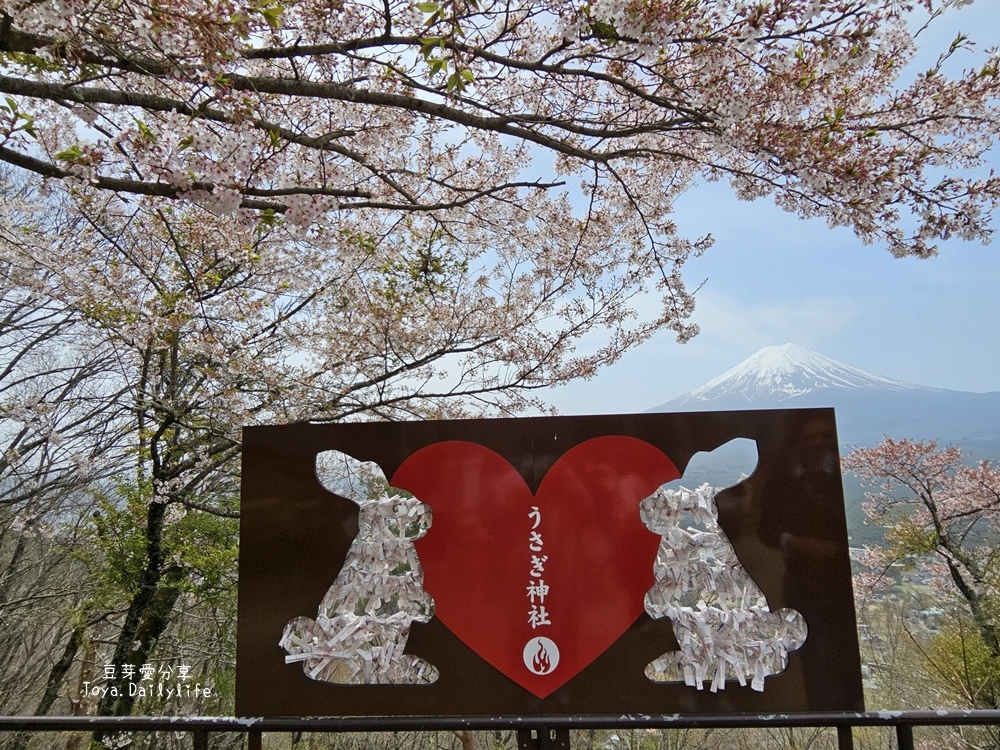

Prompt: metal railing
[{"left": 3, "top": 711, "right": 1000, "bottom": 750}]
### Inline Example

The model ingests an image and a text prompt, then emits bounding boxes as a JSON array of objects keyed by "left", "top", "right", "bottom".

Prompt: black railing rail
[{"left": 3, "top": 710, "right": 1000, "bottom": 750}]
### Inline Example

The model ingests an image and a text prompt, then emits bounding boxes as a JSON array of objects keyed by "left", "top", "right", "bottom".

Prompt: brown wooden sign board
[{"left": 236, "top": 409, "right": 863, "bottom": 716}]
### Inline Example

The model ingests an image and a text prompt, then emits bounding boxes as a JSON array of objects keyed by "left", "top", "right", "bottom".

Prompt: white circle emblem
[{"left": 523, "top": 637, "right": 559, "bottom": 675}]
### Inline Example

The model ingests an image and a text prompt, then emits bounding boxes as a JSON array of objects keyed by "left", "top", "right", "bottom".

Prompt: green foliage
[
  {"left": 369, "top": 235, "right": 470, "bottom": 307},
  {"left": 927, "top": 616, "right": 1000, "bottom": 709},
  {"left": 78, "top": 476, "right": 238, "bottom": 609},
  {"left": 0, "top": 96, "right": 36, "bottom": 138},
  {"left": 446, "top": 68, "right": 475, "bottom": 93},
  {"left": 355, "top": 470, "right": 413, "bottom": 503},
  {"left": 416, "top": 0, "right": 477, "bottom": 92},
  {"left": 0, "top": 50, "right": 67, "bottom": 73},
  {"left": 78, "top": 479, "right": 154, "bottom": 606},
  {"left": 884, "top": 517, "right": 939, "bottom": 564},
  {"left": 55, "top": 144, "right": 85, "bottom": 163},
  {"left": 589, "top": 18, "right": 620, "bottom": 42},
  {"left": 256, "top": 0, "right": 285, "bottom": 28},
  {"left": 580, "top": 2, "right": 620, "bottom": 42},
  {"left": 340, "top": 228, "right": 379, "bottom": 255},
  {"left": 135, "top": 120, "right": 156, "bottom": 143},
  {"left": 169, "top": 506, "right": 239, "bottom": 603}
]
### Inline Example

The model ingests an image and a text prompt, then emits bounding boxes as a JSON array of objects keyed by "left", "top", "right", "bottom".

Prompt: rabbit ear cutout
[
  {"left": 662, "top": 438, "right": 759, "bottom": 492},
  {"left": 314, "top": 450, "right": 392, "bottom": 506}
]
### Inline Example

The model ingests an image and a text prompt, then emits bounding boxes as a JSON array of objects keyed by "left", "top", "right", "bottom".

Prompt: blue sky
[{"left": 543, "top": 1, "right": 1000, "bottom": 415}]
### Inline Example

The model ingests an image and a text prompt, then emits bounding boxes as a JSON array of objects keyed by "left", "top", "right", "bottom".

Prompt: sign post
[{"left": 237, "top": 409, "right": 863, "bottom": 717}]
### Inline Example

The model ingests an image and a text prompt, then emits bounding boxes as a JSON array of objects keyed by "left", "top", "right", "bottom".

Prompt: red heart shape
[{"left": 391, "top": 436, "right": 680, "bottom": 698}]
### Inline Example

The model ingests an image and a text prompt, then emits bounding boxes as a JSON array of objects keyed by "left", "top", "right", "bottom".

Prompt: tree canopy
[
  {"left": 2, "top": 0, "right": 999, "bottom": 267},
  {"left": 845, "top": 438, "right": 1000, "bottom": 710}
]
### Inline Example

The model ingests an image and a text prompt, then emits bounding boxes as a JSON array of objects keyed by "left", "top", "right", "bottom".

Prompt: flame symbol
[{"left": 532, "top": 641, "right": 551, "bottom": 674}]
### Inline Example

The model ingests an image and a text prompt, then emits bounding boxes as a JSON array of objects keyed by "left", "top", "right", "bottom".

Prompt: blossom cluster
[
  {"left": 0, "top": 0, "right": 993, "bottom": 303},
  {"left": 844, "top": 438, "right": 1000, "bottom": 608}
]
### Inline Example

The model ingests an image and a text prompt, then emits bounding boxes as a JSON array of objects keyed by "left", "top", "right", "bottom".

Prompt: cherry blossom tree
[
  {"left": 843, "top": 437, "right": 1000, "bottom": 708},
  {"left": 0, "top": 0, "right": 998, "bottom": 280},
  {"left": 1, "top": 161, "right": 684, "bottom": 724},
  {"left": 0, "top": 172, "right": 135, "bottom": 737}
]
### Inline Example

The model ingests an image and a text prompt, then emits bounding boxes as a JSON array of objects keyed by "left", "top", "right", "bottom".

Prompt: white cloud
[{"left": 691, "top": 292, "right": 860, "bottom": 351}]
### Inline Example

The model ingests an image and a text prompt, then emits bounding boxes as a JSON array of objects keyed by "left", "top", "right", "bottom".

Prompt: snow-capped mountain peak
[
  {"left": 670, "top": 343, "right": 923, "bottom": 406},
  {"left": 647, "top": 343, "right": 1000, "bottom": 445}
]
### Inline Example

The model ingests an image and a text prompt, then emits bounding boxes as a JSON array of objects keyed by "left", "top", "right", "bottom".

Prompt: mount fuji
[{"left": 648, "top": 343, "right": 1000, "bottom": 446}]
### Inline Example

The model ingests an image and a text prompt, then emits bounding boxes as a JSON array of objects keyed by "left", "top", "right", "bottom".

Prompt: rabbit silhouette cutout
[
  {"left": 280, "top": 451, "right": 438, "bottom": 684},
  {"left": 641, "top": 439, "right": 808, "bottom": 692}
]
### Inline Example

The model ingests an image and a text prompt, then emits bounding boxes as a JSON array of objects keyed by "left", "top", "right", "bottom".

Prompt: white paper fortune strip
[{"left": 640, "top": 483, "right": 808, "bottom": 693}]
